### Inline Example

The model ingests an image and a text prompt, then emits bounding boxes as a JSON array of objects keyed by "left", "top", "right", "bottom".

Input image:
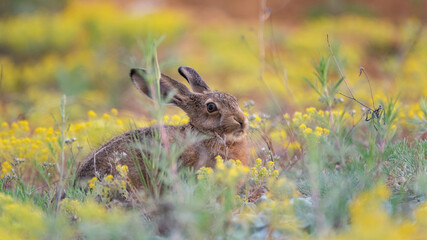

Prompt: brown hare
[{"left": 75, "top": 66, "right": 249, "bottom": 188}]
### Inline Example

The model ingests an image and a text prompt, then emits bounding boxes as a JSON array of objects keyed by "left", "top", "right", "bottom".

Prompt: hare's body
[
  {"left": 75, "top": 66, "right": 249, "bottom": 188},
  {"left": 76, "top": 124, "right": 248, "bottom": 188}
]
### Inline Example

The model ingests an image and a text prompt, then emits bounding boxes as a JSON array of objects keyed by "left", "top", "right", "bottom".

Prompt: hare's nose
[
  {"left": 234, "top": 116, "right": 247, "bottom": 130},
  {"left": 233, "top": 117, "right": 243, "bottom": 127}
]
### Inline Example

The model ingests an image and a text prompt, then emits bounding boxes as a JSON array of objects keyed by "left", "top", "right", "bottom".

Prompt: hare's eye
[{"left": 206, "top": 102, "right": 217, "bottom": 113}]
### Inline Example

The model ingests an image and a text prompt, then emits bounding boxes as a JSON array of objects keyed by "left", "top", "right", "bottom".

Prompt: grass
[
  {"left": 0, "top": 41, "right": 427, "bottom": 238},
  {"left": 1, "top": 1, "right": 427, "bottom": 239}
]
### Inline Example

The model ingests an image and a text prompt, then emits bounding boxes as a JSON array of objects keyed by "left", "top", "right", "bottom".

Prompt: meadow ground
[{"left": 0, "top": 0, "right": 427, "bottom": 239}]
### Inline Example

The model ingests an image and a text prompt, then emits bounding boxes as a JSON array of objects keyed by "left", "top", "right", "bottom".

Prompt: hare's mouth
[
  {"left": 234, "top": 129, "right": 245, "bottom": 136},
  {"left": 231, "top": 129, "right": 246, "bottom": 140}
]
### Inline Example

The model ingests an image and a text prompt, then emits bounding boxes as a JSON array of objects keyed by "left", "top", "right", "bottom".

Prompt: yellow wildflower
[
  {"left": 111, "top": 108, "right": 118, "bottom": 116},
  {"left": 1, "top": 162, "right": 13, "bottom": 178},
  {"left": 417, "top": 110, "right": 424, "bottom": 119},
  {"left": 304, "top": 128, "right": 313, "bottom": 134},
  {"left": 172, "top": 115, "right": 181, "bottom": 125},
  {"left": 116, "top": 164, "right": 129, "bottom": 177},
  {"left": 1, "top": 122, "right": 9, "bottom": 128},
  {"left": 197, "top": 167, "right": 213, "bottom": 180},
  {"left": 285, "top": 141, "right": 301, "bottom": 151},
  {"left": 255, "top": 158, "right": 262, "bottom": 167},
  {"left": 88, "top": 110, "right": 97, "bottom": 118},
  {"left": 298, "top": 124, "right": 307, "bottom": 130},
  {"left": 306, "top": 107, "right": 316, "bottom": 113},
  {"left": 60, "top": 198, "right": 81, "bottom": 218},
  {"left": 314, "top": 126, "right": 323, "bottom": 137},
  {"left": 105, "top": 174, "right": 113, "bottom": 181},
  {"left": 102, "top": 113, "right": 111, "bottom": 120},
  {"left": 215, "top": 155, "right": 225, "bottom": 170},
  {"left": 259, "top": 167, "right": 268, "bottom": 177},
  {"left": 88, "top": 177, "right": 98, "bottom": 189},
  {"left": 323, "top": 128, "right": 330, "bottom": 136}
]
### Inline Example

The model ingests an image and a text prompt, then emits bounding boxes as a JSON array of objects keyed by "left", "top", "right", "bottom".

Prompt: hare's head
[{"left": 130, "top": 66, "right": 248, "bottom": 142}]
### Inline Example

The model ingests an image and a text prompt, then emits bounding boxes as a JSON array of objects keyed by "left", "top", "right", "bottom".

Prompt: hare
[{"left": 75, "top": 66, "right": 249, "bottom": 188}]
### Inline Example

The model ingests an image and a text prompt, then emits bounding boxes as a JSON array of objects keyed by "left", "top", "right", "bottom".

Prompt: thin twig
[
  {"left": 256, "top": 0, "right": 283, "bottom": 112},
  {"left": 268, "top": 16, "right": 294, "bottom": 98},
  {"left": 327, "top": 35, "right": 354, "bottom": 98},
  {"left": 338, "top": 92, "right": 372, "bottom": 110},
  {"left": 0, "top": 64, "right": 3, "bottom": 106},
  {"left": 0, "top": 64, "right": 3, "bottom": 92},
  {"left": 359, "top": 67, "right": 375, "bottom": 108}
]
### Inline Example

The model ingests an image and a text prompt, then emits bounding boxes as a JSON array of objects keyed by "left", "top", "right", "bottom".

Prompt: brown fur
[{"left": 75, "top": 66, "right": 249, "bottom": 188}]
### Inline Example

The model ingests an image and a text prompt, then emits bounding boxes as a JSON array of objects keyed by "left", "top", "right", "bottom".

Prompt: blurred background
[{"left": 0, "top": 0, "right": 426, "bottom": 125}]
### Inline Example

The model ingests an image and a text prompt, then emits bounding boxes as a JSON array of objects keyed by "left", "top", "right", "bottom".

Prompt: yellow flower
[
  {"left": 88, "top": 110, "right": 97, "bottom": 118},
  {"left": 18, "top": 120, "right": 29, "bottom": 128},
  {"left": 298, "top": 123, "right": 307, "bottom": 130},
  {"left": 60, "top": 198, "right": 81, "bottom": 218},
  {"left": 323, "top": 128, "right": 330, "bottom": 136},
  {"left": 0, "top": 193, "right": 46, "bottom": 238},
  {"left": 197, "top": 167, "right": 213, "bottom": 180},
  {"left": 285, "top": 141, "right": 301, "bottom": 152},
  {"left": 105, "top": 174, "right": 113, "bottom": 181},
  {"left": 1, "top": 161, "right": 13, "bottom": 178},
  {"left": 215, "top": 155, "right": 225, "bottom": 170},
  {"left": 306, "top": 107, "right": 316, "bottom": 113},
  {"left": 171, "top": 115, "right": 181, "bottom": 125},
  {"left": 116, "top": 164, "right": 129, "bottom": 177},
  {"left": 255, "top": 115, "right": 262, "bottom": 123},
  {"left": 280, "top": 130, "right": 286, "bottom": 139},
  {"left": 163, "top": 115, "right": 169, "bottom": 122},
  {"left": 259, "top": 167, "right": 268, "bottom": 177},
  {"left": 102, "top": 113, "right": 111, "bottom": 120},
  {"left": 314, "top": 126, "right": 323, "bottom": 137},
  {"left": 304, "top": 128, "right": 313, "bottom": 134},
  {"left": 255, "top": 158, "right": 262, "bottom": 167},
  {"left": 88, "top": 177, "right": 98, "bottom": 189},
  {"left": 111, "top": 108, "right": 118, "bottom": 116},
  {"left": 283, "top": 113, "right": 290, "bottom": 120},
  {"left": 1, "top": 122, "right": 9, "bottom": 128}
]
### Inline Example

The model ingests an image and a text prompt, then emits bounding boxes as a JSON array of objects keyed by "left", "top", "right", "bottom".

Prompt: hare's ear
[
  {"left": 130, "top": 68, "right": 192, "bottom": 106},
  {"left": 178, "top": 66, "right": 211, "bottom": 93}
]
